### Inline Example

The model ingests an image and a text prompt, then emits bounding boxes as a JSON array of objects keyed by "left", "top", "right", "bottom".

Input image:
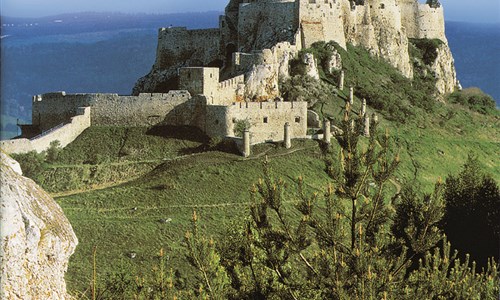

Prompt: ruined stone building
[{"left": 1, "top": 0, "right": 457, "bottom": 155}]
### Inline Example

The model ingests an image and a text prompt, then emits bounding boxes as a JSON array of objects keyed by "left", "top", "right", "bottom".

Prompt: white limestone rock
[
  {"left": 327, "top": 48, "right": 343, "bottom": 73},
  {"left": 0, "top": 152, "right": 78, "bottom": 300},
  {"left": 302, "top": 53, "right": 320, "bottom": 80},
  {"left": 244, "top": 64, "right": 279, "bottom": 101},
  {"left": 431, "top": 43, "right": 458, "bottom": 98}
]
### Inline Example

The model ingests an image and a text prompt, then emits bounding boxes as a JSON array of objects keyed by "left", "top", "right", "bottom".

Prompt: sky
[{"left": 1, "top": 0, "right": 499, "bottom": 23}]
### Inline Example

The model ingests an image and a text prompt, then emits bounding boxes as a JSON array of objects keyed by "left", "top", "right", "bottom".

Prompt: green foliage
[
  {"left": 11, "top": 150, "right": 47, "bottom": 182},
  {"left": 426, "top": 0, "right": 441, "bottom": 8},
  {"left": 280, "top": 75, "right": 336, "bottom": 109},
  {"left": 45, "top": 140, "right": 62, "bottom": 163},
  {"left": 391, "top": 182, "right": 445, "bottom": 260},
  {"left": 184, "top": 210, "right": 231, "bottom": 299},
  {"left": 306, "top": 41, "right": 439, "bottom": 122},
  {"left": 448, "top": 88, "right": 497, "bottom": 115},
  {"left": 190, "top": 108, "right": 499, "bottom": 298},
  {"left": 233, "top": 119, "right": 251, "bottom": 138},
  {"left": 443, "top": 155, "right": 500, "bottom": 268},
  {"left": 404, "top": 239, "right": 498, "bottom": 300},
  {"left": 409, "top": 38, "right": 444, "bottom": 65}
]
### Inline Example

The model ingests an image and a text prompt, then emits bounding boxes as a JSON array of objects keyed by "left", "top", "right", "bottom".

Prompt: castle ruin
[{"left": 1, "top": 0, "right": 457, "bottom": 155}]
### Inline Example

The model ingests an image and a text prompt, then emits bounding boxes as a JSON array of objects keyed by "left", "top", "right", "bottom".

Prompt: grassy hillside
[{"left": 10, "top": 43, "right": 499, "bottom": 296}]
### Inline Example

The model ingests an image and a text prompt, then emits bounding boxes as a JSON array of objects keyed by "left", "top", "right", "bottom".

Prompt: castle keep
[{"left": 1, "top": 0, "right": 457, "bottom": 155}]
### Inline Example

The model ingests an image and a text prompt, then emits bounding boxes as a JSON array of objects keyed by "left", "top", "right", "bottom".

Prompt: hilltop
[{"left": 2, "top": 0, "right": 498, "bottom": 296}]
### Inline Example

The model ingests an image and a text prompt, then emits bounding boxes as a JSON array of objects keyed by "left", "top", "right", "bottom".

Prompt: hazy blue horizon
[{"left": 1, "top": 0, "right": 499, "bottom": 23}]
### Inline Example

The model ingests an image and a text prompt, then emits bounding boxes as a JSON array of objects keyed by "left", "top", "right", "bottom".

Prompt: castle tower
[{"left": 179, "top": 67, "right": 220, "bottom": 97}]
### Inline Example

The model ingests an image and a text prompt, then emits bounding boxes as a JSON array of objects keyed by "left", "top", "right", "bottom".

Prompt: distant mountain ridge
[
  {"left": 0, "top": 11, "right": 221, "bottom": 37},
  {"left": 0, "top": 12, "right": 497, "bottom": 140}
]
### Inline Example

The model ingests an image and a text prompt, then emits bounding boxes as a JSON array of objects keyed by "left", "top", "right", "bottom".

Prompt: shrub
[
  {"left": 45, "top": 140, "right": 62, "bottom": 163},
  {"left": 11, "top": 151, "right": 47, "bottom": 181},
  {"left": 233, "top": 119, "right": 251, "bottom": 138},
  {"left": 448, "top": 88, "right": 497, "bottom": 115}
]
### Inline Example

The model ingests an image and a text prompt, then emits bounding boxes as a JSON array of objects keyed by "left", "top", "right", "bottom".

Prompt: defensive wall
[
  {"left": 179, "top": 67, "right": 245, "bottom": 105},
  {"left": 32, "top": 91, "right": 195, "bottom": 131},
  {"left": 156, "top": 27, "right": 221, "bottom": 69},
  {"left": 399, "top": 0, "right": 446, "bottom": 41},
  {"left": 205, "top": 100, "right": 307, "bottom": 144},
  {"left": 0, "top": 107, "right": 91, "bottom": 154},
  {"left": 238, "top": 1, "right": 297, "bottom": 51},
  {"left": 296, "top": 0, "right": 347, "bottom": 49}
]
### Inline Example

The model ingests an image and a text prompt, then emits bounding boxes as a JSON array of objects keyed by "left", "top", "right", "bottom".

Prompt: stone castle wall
[
  {"left": 238, "top": 1, "right": 297, "bottom": 51},
  {"left": 297, "top": 0, "right": 347, "bottom": 49},
  {"left": 205, "top": 100, "right": 307, "bottom": 144},
  {"left": 156, "top": 27, "right": 221, "bottom": 69},
  {"left": 1, "top": 107, "right": 91, "bottom": 154},
  {"left": 216, "top": 74, "right": 245, "bottom": 105},
  {"left": 399, "top": 0, "right": 446, "bottom": 41},
  {"left": 32, "top": 91, "right": 196, "bottom": 129},
  {"left": 179, "top": 68, "right": 220, "bottom": 97}
]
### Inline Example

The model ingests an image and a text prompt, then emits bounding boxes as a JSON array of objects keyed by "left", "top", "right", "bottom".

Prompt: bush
[
  {"left": 448, "top": 88, "right": 497, "bottom": 115},
  {"left": 443, "top": 155, "right": 500, "bottom": 269},
  {"left": 409, "top": 38, "right": 444, "bottom": 65},
  {"left": 233, "top": 119, "right": 251, "bottom": 138},
  {"left": 11, "top": 151, "right": 47, "bottom": 181},
  {"left": 45, "top": 140, "right": 62, "bottom": 163}
]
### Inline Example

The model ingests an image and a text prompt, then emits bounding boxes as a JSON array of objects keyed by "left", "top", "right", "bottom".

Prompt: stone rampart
[
  {"left": 1, "top": 107, "right": 91, "bottom": 154},
  {"left": 32, "top": 91, "right": 196, "bottom": 130},
  {"left": 399, "top": 0, "right": 446, "bottom": 41},
  {"left": 416, "top": 4, "right": 446, "bottom": 41},
  {"left": 297, "top": 0, "right": 347, "bottom": 49},
  {"left": 156, "top": 27, "right": 221, "bottom": 68},
  {"left": 32, "top": 92, "right": 93, "bottom": 132},
  {"left": 215, "top": 74, "right": 245, "bottom": 105},
  {"left": 90, "top": 91, "right": 196, "bottom": 127},
  {"left": 238, "top": 1, "right": 296, "bottom": 51},
  {"left": 221, "top": 101, "right": 308, "bottom": 143}
]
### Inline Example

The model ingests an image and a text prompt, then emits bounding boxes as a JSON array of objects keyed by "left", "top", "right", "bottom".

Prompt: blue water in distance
[{"left": 446, "top": 22, "right": 500, "bottom": 104}]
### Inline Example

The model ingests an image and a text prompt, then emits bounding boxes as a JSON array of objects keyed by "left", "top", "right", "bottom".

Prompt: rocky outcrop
[
  {"left": 0, "top": 152, "right": 78, "bottom": 300},
  {"left": 245, "top": 64, "right": 280, "bottom": 101},
  {"left": 133, "top": 0, "right": 457, "bottom": 99},
  {"left": 327, "top": 46, "right": 343, "bottom": 73},
  {"left": 431, "top": 44, "right": 457, "bottom": 97},
  {"left": 302, "top": 53, "right": 320, "bottom": 80}
]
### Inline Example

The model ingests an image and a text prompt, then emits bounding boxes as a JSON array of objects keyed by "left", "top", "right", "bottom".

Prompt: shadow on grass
[{"left": 146, "top": 125, "right": 210, "bottom": 144}]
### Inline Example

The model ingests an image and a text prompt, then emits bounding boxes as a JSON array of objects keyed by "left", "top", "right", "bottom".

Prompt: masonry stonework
[{"left": 3, "top": 0, "right": 458, "bottom": 156}]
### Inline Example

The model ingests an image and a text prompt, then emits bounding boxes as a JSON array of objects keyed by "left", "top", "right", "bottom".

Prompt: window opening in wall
[
  {"left": 215, "top": 119, "right": 219, "bottom": 125},
  {"left": 295, "top": 117, "right": 301, "bottom": 123},
  {"left": 263, "top": 117, "right": 268, "bottom": 124},
  {"left": 380, "top": 3, "right": 385, "bottom": 9},
  {"left": 330, "top": 3, "right": 333, "bottom": 8}
]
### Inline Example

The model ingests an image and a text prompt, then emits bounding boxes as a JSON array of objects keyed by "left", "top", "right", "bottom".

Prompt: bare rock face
[
  {"left": 244, "top": 64, "right": 280, "bottom": 101},
  {"left": 0, "top": 152, "right": 78, "bottom": 300},
  {"left": 327, "top": 46, "right": 343, "bottom": 73},
  {"left": 302, "top": 53, "right": 320, "bottom": 80},
  {"left": 431, "top": 44, "right": 457, "bottom": 97}
]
